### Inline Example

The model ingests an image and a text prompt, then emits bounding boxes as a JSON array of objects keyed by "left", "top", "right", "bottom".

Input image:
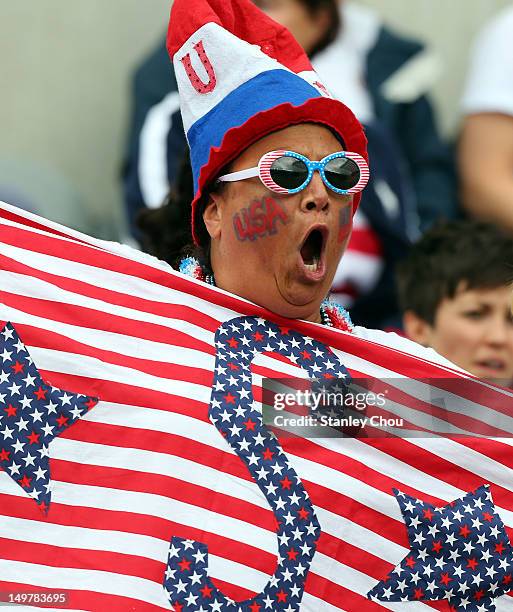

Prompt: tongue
[{"left": 301, "top": 241, "right": 316, "bottom": 265}]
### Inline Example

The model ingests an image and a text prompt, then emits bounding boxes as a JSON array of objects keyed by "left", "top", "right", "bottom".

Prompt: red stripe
[
  {"left": 0, "top": 209, "right": 90, "bottom": 244},
  {"left": 59, "top": 422, "right": 254, "bottom": 483},
  {"left": 0, "top": 579, "right": 167, "bottom": 611},
  {"left": 0, "top": 537, "right": 163, "bottom": 581},
  {"left": 9, "top": 320, "right": 214, "bottom": 390},
  {"left": 51, "top": 457, "right": 276, "bottom": 536},
  {"left": 347, "top": 228, "right": 383, "bottom": 256},
  {"left": 0, "top": 492, "right": 274, "bottom": 576},
  {"left": 0, "top": 252, "right": 220, "bottom": 340},
  {"left": 304, "top": 572, "right": 385, "bottom": 611},
  {"left": 304, "top": 480, "right": 407, "bottom": 547},
  {"left": 1, "top": 290, "right": 215, "bottom": 356}
]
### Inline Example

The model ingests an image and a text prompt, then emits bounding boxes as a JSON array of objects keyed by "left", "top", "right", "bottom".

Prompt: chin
[
  {"left": 486, "top": 375, "right": 513, "bottom": 388},
  {"left": 270, "top": 290, "right": 325, "bottom": 321}
]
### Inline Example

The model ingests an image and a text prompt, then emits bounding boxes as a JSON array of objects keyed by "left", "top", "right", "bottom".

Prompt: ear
[
  {"left": 402, "top": 310, "right": 434, "bottom": 347},
  {"left": 202, "top": 192, "right": 223, "bottom": 240}
]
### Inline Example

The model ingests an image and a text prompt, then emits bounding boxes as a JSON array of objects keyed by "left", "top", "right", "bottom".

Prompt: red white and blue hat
[{"left": 167, "top": 0, "right": 368, "bottom": 244}]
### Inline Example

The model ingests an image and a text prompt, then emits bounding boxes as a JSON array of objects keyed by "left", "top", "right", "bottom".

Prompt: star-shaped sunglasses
[{"left": 217, "top": 150, "right": 369, "bottom": 195}]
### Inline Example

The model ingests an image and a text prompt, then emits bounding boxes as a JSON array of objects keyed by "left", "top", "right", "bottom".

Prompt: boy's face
[
  {"left": 404, "top": 283, "right": 513, "bottom": 386},
  {"left": 253, "top": 0, "right": 331, "bottom": 55}
]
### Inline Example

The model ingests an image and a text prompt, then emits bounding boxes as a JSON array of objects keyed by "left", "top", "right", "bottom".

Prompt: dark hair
[
  {"left": 300, "top": 0, "right": 340, "bottom": 57},
  {"left": 396, "top": 220, "right": 513, "bottom": 325},
  {"left": 254, "top": 0, "right": 340, "bottom": 57},
  {"left": 136, "top": 149, "right": 212, "bottom": 270}
]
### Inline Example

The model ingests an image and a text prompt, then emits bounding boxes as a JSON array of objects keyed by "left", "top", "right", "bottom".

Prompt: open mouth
[
  {"left": 300, "top": 228, "right": 325, "bottom": 272},
  {"left": 476, "top": 359, "right": 506, "bottom": 373}
]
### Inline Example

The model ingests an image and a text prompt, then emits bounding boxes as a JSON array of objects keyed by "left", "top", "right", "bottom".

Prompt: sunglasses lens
[
  {"left": 270, "top": 156, "right": 309, "bottom": 190},
  {"left": 324, "top": 157, "right": 360, "bottom": 190}
]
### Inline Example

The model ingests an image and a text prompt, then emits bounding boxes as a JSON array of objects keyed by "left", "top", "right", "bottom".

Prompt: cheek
[
  {"left": 230, "top": 196, "right": 289, "bottom": 243},
  {"left": 337, "top": 206, "right": 353, "bottom": 244},
  {"left": 431, "top": 317, "right": 481, "bottom": 359}
]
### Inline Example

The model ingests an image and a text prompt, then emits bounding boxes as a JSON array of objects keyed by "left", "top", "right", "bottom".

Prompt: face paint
[
  {"left": 338, "top": 204, "right": 352, "bottom": 243},
  {"left": 232, "top": 196, "right": 289, "bottom": 242}
]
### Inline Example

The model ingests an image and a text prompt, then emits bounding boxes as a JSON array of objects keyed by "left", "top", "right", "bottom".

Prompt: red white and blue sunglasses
[{"left": 217, "top": 150, "right": 369, "bottom": 195}]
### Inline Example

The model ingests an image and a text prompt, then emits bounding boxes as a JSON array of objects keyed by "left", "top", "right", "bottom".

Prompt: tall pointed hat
[{"left": 167, "top": 0, "right": 368, "bottom": 244}]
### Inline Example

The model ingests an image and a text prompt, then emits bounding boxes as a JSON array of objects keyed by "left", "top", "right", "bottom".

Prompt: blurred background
[{"left": 0, "top": 0, "right": 511, "bottom": 240}]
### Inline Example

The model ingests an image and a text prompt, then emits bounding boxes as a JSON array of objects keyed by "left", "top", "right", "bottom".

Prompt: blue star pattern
[
  {"left": 368, "top": 485, "right": 513, "bottom": 611},
  {"left": 0, "top": 322, "right": 98, "bottom": 512},
  {"left": 163, "top": 316, "right": 351, "bottom": 611}
]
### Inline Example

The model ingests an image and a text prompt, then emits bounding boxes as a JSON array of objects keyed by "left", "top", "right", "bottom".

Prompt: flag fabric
[{"left": 0, "top": 200, "right": 513, "bottom": 612}]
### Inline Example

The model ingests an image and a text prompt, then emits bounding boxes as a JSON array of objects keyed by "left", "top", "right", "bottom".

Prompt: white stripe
[
  {"left": 0, "top": 303, "right": 305, "bottom": 381},
  {"left": 406, "top": 437, "right": 513, "bottom": 496},
  {"left": 301, "top": 593, "right": 347, "bottom": 612},
  {"left": 0, "top": 302, "right": 216, "bottom": 372},
  {"left": 0, "top": 475, "right": 276, "bottom": 559},
  {"left": 0, "top": 268, "right": 216, "bottom": 353},
  {"left": 287, "top": 449, "right": 402, "bottom": 522},
  {"left": 138, "top": 92, "right": 181, "bottom": 208},
  {"left": 0, "top": 560, "right": 171, "bottom": 610},
  {"left": 0, "top": 204, "right": 184, "bottom": 273},
  {"left": 0, "top": 515, "right": 269, "bottom": 596},
  {"left": 311, "top": 552, "right": 434, "bottom": 611},
  {"left": 28, "top": 345, "right": 212, "bottom": 403},
  {"left": 344, "top": 378, "right": 513, "bottom": 436},
  {"left": 49, "top": 437, "right": 267, "bottom": 511},
  {"left": 0, "top": 244, "right": 239, "bottom": 326},
  {"left": 315, "top": 506, "right": 406, "bottom": 564},
  {"left": 294, "top": 439, "right": 513, "bottom": 525},
  {"left": 25, "top": 344, "right": 304, "bottom": 410}
]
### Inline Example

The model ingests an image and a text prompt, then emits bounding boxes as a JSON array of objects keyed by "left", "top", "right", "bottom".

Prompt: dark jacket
[{"left": 366, "top": 27, "right": 457, "bottom": 229}]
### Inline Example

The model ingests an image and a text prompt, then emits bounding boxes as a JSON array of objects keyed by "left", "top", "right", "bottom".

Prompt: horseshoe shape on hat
[
  {"left": 180, "top": 40, "right": 217, "bottom": 94},
  {"left": 163, "top": 315, "right": 351, "bottom": 611}
]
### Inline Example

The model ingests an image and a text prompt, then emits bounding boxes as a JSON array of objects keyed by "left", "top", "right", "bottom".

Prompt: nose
[
  {"left": 485, "top": 316, "right": 510, "bottom": 346},
  {"left": 300, "top": 171, "right": 330, "bottom": 213}
]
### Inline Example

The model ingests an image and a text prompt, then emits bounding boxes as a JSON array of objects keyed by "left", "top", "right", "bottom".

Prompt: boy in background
[{"left": 397, "top": 220, "right": 513, "bottom": 386}]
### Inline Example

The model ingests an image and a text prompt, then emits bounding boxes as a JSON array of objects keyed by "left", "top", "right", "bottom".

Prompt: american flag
[{"left": 0, "top": 200, "right": 512, "bottom": 611}]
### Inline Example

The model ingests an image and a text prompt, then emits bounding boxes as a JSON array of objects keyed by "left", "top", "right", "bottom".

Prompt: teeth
[
  {"left": 484, "top": 360, "right": 503, "bottom": 369},
  {"left": 304, "top": 256, "right": 320, "bottom": 272}
]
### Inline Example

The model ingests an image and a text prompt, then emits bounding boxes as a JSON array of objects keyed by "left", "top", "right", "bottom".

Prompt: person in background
[
  {"left": 121, "top": 0, "right": 455, "bottom": 328},
  {"left": 459, "top": 4, "right": 513, "bottom": 233},
  {"left": 396, "top": 220, "right": 513, "bottom": 387},
  {"left": 256, "top": 0, "right": 456, "bottom": 230}
]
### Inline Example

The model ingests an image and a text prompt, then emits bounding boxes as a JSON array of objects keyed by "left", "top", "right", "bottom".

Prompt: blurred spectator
[
  {"left": 0, "top": 156, "right": 98, "bottom": 236},
  {"left": 396, "top": 220, "right": 513, "bottom": 387},
  {"left": 330, "top": 121, "right": 416, "bottom": 329},
  {"left": 459, "top": 5, "right": 513, "bottom": 233},
  {"left": 258, "top": 0, "right": 457, "bottom": 230},
  {"left": 122, "top": 0, "right": 457, "bottom": 328}
]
